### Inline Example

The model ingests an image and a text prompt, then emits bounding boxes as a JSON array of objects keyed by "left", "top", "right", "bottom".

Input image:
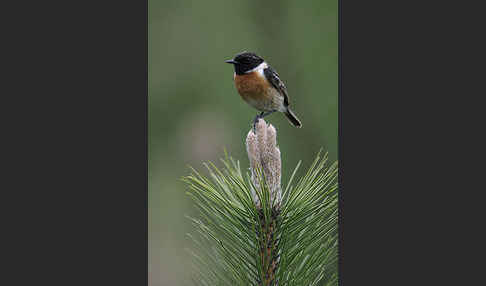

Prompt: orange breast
[{"left": 234, "top": 72, "right": 273, "bottom": 111}]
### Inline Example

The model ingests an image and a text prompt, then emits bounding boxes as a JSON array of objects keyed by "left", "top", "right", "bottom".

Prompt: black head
[{"left": 225, "top": 52, "right": 264, "bottom": 75}]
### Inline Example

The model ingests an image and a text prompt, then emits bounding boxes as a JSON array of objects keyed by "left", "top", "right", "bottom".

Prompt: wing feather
[{"left": 264, "top": 66, "right": 289, "bottom": 106}]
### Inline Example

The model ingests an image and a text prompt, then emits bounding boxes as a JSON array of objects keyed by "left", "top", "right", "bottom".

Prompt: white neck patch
[{"left": 245, "top": 61, "right": 268, "bottom": 76}]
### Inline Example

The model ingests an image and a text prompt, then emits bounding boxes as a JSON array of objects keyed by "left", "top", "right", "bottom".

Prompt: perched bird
[{"left": 225, "top": 51, "right": 302, "bottom": 131}]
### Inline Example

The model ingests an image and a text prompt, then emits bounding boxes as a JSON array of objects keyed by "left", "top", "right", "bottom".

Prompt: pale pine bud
[{"left": 245, "top": 119, "right": 282, "bottom": 209}]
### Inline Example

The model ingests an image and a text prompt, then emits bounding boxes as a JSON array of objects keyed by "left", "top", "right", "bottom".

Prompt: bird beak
[{"left": 225, "top": 59, "right": 237, "bottom": 64}]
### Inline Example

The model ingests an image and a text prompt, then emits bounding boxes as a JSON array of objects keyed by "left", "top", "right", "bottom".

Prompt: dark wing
[{"left": 264, "top": 66, "right": 289, "bottom": 106}]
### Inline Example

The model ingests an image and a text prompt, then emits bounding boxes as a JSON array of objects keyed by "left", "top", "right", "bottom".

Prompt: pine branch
[
  {"left": 184, "top": 119, "right": 338, "bottom": 286},
  {"left": 246, "top": 120, "right": 282, "bottom": 286}
]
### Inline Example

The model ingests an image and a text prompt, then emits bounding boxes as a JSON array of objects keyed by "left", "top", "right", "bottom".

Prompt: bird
[{"left": 225, "top": 51, "right": 302, "bottom": 131}]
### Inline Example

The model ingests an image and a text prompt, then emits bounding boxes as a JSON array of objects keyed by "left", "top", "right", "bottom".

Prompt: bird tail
[{"left": 284, "top": 108, "right": 302, "bottom": 128}]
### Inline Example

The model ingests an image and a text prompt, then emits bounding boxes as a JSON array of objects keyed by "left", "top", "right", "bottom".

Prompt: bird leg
[
  {"left": 260, "top": 110, "right": 276, "bottom": 118},
  {"left": 253, "top": 111, "right": 276, "bottom": 133},
  {"left": 252, "top": 112, "right": 264, "bottom": 133}
]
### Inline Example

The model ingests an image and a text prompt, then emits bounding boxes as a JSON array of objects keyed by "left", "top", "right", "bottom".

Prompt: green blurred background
[{"left": 149, "top": 0, "right": 337, "bottom": 284}]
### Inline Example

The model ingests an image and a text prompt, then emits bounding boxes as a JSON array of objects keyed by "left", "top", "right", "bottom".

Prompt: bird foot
[
  {"left": 252, "top": 113, "right": 263, "bottom": 133},
  {"left": 252, "top": 118, "right": 260, "bottom": 134}
]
